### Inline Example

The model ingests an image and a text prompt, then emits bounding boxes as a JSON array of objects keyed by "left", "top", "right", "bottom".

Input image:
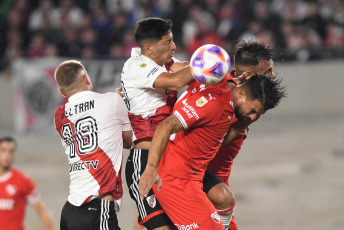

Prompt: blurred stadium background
[{"left": 0, "top": 0, "right": 344, "bottom": 229}]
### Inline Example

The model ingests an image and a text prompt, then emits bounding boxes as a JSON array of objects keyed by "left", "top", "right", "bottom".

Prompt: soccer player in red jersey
[
  {"left": 206, "top": 41, "right": 277, "bottom": 229},
  {"left": 0, "top": 136, "right": 57, "bottom": 230},
  {"left": 139, "top": 75, "right": 285, "bottom": 229}
]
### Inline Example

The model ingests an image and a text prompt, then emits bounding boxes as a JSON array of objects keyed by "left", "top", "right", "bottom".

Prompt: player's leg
[
  {"left": 154, "top": 170, "right": 223, "bottom": 230},
  {"left": 203, "top": 170, "right": 236, "bottom": 230},
  {"left": 60, "top": 199, "right": 120, "bottom": 230},
  {"left": 229, "top": 215, "right": 238, "bottom": 230},
  {"left": 125, "top": 149, "right": 174, "bottom": 230}
]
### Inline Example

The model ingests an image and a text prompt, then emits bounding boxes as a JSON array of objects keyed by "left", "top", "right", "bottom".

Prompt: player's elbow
[{"left": 122, "top": 131, "right": 133, "bottom": 149}]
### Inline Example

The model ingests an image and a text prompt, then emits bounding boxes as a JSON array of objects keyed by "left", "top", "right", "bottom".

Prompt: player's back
[
  {"left": 54, "top": 91, "right": 128, "bottom": 206},
  {"left": 121, "top": 48, "right": 171, "bottom": 118}
]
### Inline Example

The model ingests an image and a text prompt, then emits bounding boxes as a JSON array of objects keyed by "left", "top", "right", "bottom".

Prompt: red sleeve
[
  {"left": 22, "top": 174, "right": 36, "bottom": 197},
  {"left": 173, "top": 91, "right": 221, "bottom": 129}
]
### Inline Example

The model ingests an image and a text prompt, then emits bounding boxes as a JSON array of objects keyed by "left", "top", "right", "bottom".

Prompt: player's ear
[
  {"left": 143, "top": 43, "right": 152, "bottom": 55},
  {"left": 237, "top": 87, "right": 247, "bottom": 101},
  {"left": 59, "top": 88, "right": 67, "bottom": 97},
  {"left": 83, "top": 74, "right": 91, "bottom": 85}
]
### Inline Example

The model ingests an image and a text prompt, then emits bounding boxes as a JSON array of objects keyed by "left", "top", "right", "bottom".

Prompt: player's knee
[{"left": 207, "top": 183, "right": 235, "bottom": 210}]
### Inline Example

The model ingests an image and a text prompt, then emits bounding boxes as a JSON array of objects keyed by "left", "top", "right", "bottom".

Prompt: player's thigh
[
  {"left": 60, "top": 199, "right": 120, "bottom": 230},
  {"left": 125, "top": 149, "right": 173, "bottom": 229},
  {"left": 154, "top": 173, "right": 223, "bottom": 230}
]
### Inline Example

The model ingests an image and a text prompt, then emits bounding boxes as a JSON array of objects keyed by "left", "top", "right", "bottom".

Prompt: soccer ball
[{"left": 190, "top": 44, "right": 231, "bottom": 85}]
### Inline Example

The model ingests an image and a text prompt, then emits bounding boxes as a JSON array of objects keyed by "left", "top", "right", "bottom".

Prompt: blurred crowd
[{"left": 1, "top": 0, "right": 344, "bottom": 72}]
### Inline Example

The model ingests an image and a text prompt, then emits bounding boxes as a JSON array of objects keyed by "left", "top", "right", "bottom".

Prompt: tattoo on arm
[{"left": 165, "top": 114, "right": 185, "bottom": 134}]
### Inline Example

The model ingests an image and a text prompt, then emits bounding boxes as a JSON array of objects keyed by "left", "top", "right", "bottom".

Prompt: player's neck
[{"left": 0, "top": 167, "right": 11, "bottom": 176}]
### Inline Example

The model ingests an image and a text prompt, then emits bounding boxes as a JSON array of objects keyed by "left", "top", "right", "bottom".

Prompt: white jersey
[
  {"left": 54, "top": 91, "right": 131, "bottom": 206},
  {"left": 121, "top": 48, "right": 179, "bottom": 118}
]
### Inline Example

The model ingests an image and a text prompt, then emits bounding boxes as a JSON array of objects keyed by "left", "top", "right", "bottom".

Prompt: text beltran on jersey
[{"left": 61, "top": 100, "right": 95, "bottom": 119}]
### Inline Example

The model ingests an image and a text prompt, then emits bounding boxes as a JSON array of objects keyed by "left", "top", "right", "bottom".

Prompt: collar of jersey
[
  {"left": 68, "top": 91, "right": 93, "bottom": 102},
  {"left": 0, "top": 171, "right": 12, "bottom": 182}
]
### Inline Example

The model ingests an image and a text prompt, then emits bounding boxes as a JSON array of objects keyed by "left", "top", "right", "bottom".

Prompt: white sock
[{"left": 217, "top": 202, "right": 236, "bottom": 230}]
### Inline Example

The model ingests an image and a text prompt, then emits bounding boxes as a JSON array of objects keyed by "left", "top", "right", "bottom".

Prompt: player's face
[
  {"left": 251, "top": 59, "right": 276, "bottom": 79},
  {"left": 0, "top": 141, "right": 16, "bottom": 170},
  {"left": 235, "top": 98, "right": 265, "bottom": 122},
  {"left": 151, "top": 32, "right": 176, "bottom": 66},
  {"left": 236, "top": 59, "right": 276, "bottom": 79}
]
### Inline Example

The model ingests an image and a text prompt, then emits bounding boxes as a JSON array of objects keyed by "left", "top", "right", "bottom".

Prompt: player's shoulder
[
  {"left": 124, "top": 55, "right": 152, "bottom": 70},
  {"left": 11, "top": 168, "right": 32, "bottom": 181}
]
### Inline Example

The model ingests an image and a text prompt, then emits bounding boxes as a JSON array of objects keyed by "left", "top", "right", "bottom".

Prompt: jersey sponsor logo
[
  {"left": 5, "top": 184, "right": 17, "bottom": 196},
  {"left": 147, "top": 67, "right": 158, "bottom": 78},
  {"left": 88, "top": 207, "right": 97, "bottom": 211},
  {"left": 139, "top": 63, "right": 147, "bottom": 68},
  {"left": 196, "top": 96, "right": 208, "bottom": 107},
  {"left": 0, "top": 199, "right": 14, "bottom": 210},
  {"left": 146, "top": 195, "right": 156, "bottom": 208},
  {"left": 208, "top": 93, "right": 216, "bottom": 101},
  {"left": 181, "top": 99, "right": 199, "bottom": 120},
  {"left": 175, "top": 222, "right": 199, "bottom": 230},
  {"left": 69, "top": 160, "right": 99, "bottom": 172},
  {"left": 229, "top": 101, "right": 234, "bottom": 108},
  {"left": 211, "top": 211, "right": 221, "bottom": 224},
  {"left": 199, "top": 84, "right": 206, "bottom": 91}
]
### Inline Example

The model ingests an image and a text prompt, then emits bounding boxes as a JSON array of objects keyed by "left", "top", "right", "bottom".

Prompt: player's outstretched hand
[
  {"left": 138, "top": 166, "right": 162, "bottom": 200},
  {"left": 234, "top": 71, "right": 251, "bottom": 85},
  {"left": 115, "top": 86, "right": 123, "bottom": 97}
]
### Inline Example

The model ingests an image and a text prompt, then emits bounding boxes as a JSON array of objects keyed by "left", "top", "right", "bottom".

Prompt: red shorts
[{"left": 153, "top": 169, "right": 223, "bottom": 230}]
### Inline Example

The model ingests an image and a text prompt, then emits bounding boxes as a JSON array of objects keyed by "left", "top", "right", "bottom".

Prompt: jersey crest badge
[
  {"left": 146, "top": 195, "right": 156, "bottom": 208},
  {"left": 196, "top": 96, "right": 208, "bottom": 107},
  {"left": 139, "top": 63, "right": 147, "bottom": 68},
  {"left": 6, "top": 184, "right": 17, "bottom": 196},
  {"left": 211, "top": 211, "right": 221, "bottom": 224}
]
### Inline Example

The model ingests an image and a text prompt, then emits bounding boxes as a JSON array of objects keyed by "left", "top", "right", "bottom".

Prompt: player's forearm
[
  {"left": 33, "top": 201, "right": 57, "bottom": 230},
  {"left": 175, "top": 65, "right": 194, "bottom": 87},
  {"left": 222, "top": 120, "right": 251, "bottom": 146},
  {"left": 146, "top": 122, "right": 172, "bottom": 169},
  {"left": 170, "top": 61, "right": 189, "bottom": 73}
]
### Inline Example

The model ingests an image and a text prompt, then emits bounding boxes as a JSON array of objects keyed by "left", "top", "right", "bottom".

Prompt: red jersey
[
  {"left": 0, "top": 168, "right": 39, "bottom": 230},
  {"left": 207, "top": 116, "right": 249, "bottom": 184},
  {"left": 207, "top": 70, "right": 248, "bottom": 185},
  {"left": 159, "top": 79, "right": 235, "bottom": 181}
]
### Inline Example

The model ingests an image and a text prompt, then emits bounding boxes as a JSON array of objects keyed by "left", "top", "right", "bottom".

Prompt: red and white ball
[{"left": 190, "top": 44, "right": 231, "bottom": 85}]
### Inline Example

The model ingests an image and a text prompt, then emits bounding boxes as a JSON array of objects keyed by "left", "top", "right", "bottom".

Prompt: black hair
[
  {"left": 234, "top": 41, "right": 273, "bottom": 66},
  {"left": 243, "top": 75, "right": 286, "bottom": 111},
  {"left": 134, "top": 17, "right": 173, "bottom": 47},
  {"left": 0, "top": 136, "right": 17, "bottom": 149}
]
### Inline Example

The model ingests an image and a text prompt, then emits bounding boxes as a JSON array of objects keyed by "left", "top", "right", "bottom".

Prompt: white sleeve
[
  {"left": 124, "top": 60, "right": 165, "bottom": 89},
  {"left": 115, "top": 94, "right": 132, "bottom": 131},
  {"left": 27, "top": 189, "right": 41, "bottom": 204}
]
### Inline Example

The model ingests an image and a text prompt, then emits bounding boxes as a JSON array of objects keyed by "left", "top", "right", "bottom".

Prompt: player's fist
[{"left": 138, "top": 166, "right": 161, "bottom": 199}]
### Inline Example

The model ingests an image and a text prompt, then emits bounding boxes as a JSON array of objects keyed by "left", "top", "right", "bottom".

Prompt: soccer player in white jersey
[
  {"left": 121, "top": 18, "right": 194, "bottom": 230},
  {"left": 54, "top": 60, "right": 132, "bottom": 230}
]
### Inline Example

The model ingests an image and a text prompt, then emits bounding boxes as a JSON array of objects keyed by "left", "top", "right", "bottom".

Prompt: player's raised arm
[
  {"left": 153, "top": 65, "right": 194, "bottom": 90},
  {"left": 138, "top": 114, "right": 185, "bottom": 199}
]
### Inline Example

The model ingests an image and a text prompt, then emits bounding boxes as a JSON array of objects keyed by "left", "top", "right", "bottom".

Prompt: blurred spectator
[
  {"left": 28, "top": 0, "right": 59, "bottom": 32},
  {"left": 27, "top": 33, "right": 46, "bottom": 58},
  {"left": 0, "top": 0, "right": 344, "bottom": 68},
  {"left": 55, "top": 0, "right": 84, "bottom": 29}
]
